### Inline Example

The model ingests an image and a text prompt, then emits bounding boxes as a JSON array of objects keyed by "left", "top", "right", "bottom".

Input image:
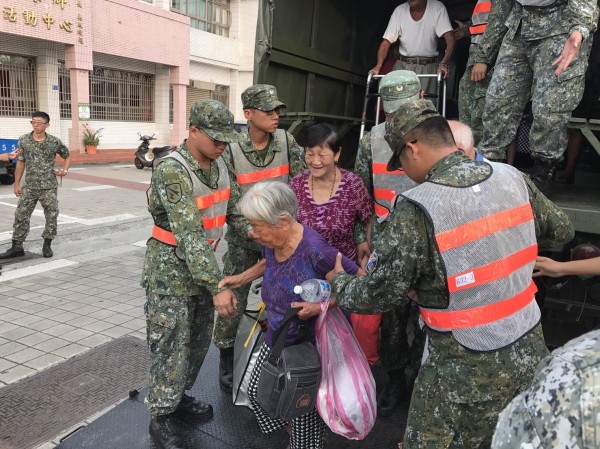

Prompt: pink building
[{"left": 0, "top": 0, "right": 258, "bottom": 153}]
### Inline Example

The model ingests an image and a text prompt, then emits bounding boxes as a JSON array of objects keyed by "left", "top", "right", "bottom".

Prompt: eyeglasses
[
  {"left": 199, "top": 129, "right": 227, "bottom": 147},
  {"left": 30, "top": 121, "right": 48, "bottom": 126},
  {"left": 260, "top": 107, "right": 284, "bottom": 116}
]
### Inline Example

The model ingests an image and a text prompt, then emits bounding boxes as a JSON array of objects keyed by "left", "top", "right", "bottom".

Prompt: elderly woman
[{"left": 220, "top": 180, "right": 359, "bottom": 449}]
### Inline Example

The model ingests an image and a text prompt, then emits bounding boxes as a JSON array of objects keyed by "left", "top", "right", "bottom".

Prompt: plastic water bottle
[{"left": 293, "top": 279, "right": 331, "bottom": 303}]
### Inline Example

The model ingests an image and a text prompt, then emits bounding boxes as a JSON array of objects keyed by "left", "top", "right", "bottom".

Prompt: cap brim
[
  {"left": 387, "top": 149, "right": 402, "bottom": 172},
  {"left": 204, "top": 128, "right": 240, "bottom": 143},
  {"left": 256, "top": 100, "right": 286, "bottom": 111}
]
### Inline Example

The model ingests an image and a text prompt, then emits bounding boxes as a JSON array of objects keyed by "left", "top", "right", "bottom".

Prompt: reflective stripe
[
  {"left": 448, "top": 244, "right": 538, "bottom": 293},
  {"left": 374, "top": 188, "right": 396, "bottom": 201},
  {"left": 236, "top": 164, "right": 290, "bottom": 184},
  {"left": 436, "top": 203, "right": 534, "bottom": 252},
  {"left": 473, "top": 1, "right": 491, "bottom": 14},
  {"left": 421, "top": 281, "right": 538, "bottom": 329},
  {"left": 202, "top": 214, "right": 226, "bottom": 229},
  {"left": 372, "top": 162, "right": 406, "bottom": 175},
  {"left": 152, "top": 225, "right": 177, "bottom": 246},
  {"left": 152, "top": 225, "right": 215, "bottom": 247},
  {"left": 469, "top": 23, "right": 487, "bottom": 35},
  {"left": 374, "top": 203, "right": 390, "bottom": 218},
  {"left": 195, "top": 188, "right": 230, "bottom": 209}
]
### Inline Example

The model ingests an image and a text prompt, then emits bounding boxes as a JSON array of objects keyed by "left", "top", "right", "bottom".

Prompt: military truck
[{"left": 254, "top": 0, "right": 600, "bottom": 347}]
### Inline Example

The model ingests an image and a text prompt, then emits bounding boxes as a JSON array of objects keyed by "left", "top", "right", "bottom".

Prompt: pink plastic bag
[{"left": 315, "top": 299, "right": 377, "bottom": 440}]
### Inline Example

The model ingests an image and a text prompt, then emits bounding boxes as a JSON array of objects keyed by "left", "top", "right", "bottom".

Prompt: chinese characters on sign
[{"left": 2, "top": 1, "right": 84, "bottom": 44}]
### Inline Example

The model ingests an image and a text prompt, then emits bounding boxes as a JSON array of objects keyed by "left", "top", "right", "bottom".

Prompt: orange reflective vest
[
  {"left": 230, "top": 129, "right": 290, "bottom": 194},
  {"left": 370, "top": 123, "right": 417, "bottom": 219},
  {"left": 402, "top": 162, "right": 540, "bottom": 351},
  {"left": 469, "top": 0, "right": 491, "bottom": 44},
  {"left": 150, "top": 152, "right": 229, "bottom": 252}
]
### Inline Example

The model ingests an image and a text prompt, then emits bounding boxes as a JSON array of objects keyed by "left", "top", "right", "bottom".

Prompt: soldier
[
  {"left": 455, "top": 0, "right": 512, "bottom": 146},
  {"left": 141, "top": 99, "right": 239, "bottom": 449},
  {"left": 354, "top": 70, "right": 424, "bottom": 416},
  {"left": 492, "top": 329, "right": 600, "bottom": 449},
  {"left": 213, "top": 84, "right": 306, "bottom": 393},
  {"left": 328, "top": 99, "right": 575, "bottom": 449},
  {"left": 0, "top": 112, "right": 70, "bottom": 260},
  {"left": 476, "top": 0, "right": 599, "bottom": 191}
]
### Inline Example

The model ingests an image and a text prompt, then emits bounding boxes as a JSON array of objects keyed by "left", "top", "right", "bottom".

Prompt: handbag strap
[{"left": 268, "top": 307, "right": 303, "bottom": 364}]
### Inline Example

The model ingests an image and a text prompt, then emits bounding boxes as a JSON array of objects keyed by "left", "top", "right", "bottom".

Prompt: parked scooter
[{"left": 134, "top": 132, "right": 174, "bottom": 169}]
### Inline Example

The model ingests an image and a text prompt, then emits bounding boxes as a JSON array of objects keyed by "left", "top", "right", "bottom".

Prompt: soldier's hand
[
  {"left": 14, "top": 184, "right": 22, "bottom": 197},
  {"left": 326, "top": 252, "right": 346, "bottom": 282},
  {"left": 552, "top": 31, "right": 583, "bottom": 77},
  {"left": 213, "top": 289, "right": 237, "bottom": 318},
  {"left": 471, "top": 63, "right": 488, "bottom": 82}
]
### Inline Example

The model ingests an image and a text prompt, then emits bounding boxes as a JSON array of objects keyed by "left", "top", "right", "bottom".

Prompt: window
[
  {"left": 89, "top": 67, "right": 155, "bottom": 122},
  {"left": 58, "top": 62, "right": 71, "bottom": 119},
  {"left": 211, "top": 84, "right": 229, "bottom": 106},
  {"left": 171, "top": 0, "right": 231, "bottom": 36},
  {"left": 0, "top": 53, "right": 37, "bottom": 117}
]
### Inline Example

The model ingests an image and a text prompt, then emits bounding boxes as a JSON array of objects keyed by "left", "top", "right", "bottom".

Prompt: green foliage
[{"left": 82, "top": 124, "right": 103, "bottom": 146}]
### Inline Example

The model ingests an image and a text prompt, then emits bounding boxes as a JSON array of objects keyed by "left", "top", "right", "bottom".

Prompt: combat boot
[
  {"left": 42, "top": 239, "right": 53, "bottom": 258},
  {"left": 530, "top": 158, "right": 556, "bottom": 195},
  {"left": 219, "top": 347, "right": 234, "bottom": 393},
  {"left": 377, "top": 370, "right": 406, "bottom": 417},
  {"left": 149, "top": 415, "right": 185, "bottom": 449},
  {"left": 174, "top": 393, "right": 213, "bottom": 422},
  {"left": 0, "top": 241, "right": 25, "bottom": 259}
]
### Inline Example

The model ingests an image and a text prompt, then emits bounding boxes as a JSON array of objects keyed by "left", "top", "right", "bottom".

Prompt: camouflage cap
[
  {"left": 242, "top": 84, "right": 286, "bottom": 111},
  {"left": 385, "top": 99, "right": 440, "bottom": 171},
  {"left": 379, "top": 70, "right": 421, "bottom": 114},
  {"left": 491, "top": 329, "right": 600, "bottom": 449},
  {"left": 189, "top": 99, "right": 239, "bottom": 143}
]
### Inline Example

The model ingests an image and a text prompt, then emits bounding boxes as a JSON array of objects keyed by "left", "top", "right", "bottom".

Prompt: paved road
[{"left": 0, "top": 163, "right": 250, "bottom": 448}]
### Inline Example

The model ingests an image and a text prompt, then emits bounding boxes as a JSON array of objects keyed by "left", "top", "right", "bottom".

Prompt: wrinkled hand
[
  {"left": 213, "top": 289, "right": 237, "bottom": 318},
  {"left": 532, "top": 256, "right": 565, "bottom": 278},
  {"left": 218, "top": 274, "right": 245, "bottom": 290},
  {"left": 14, "top": 184, "right": 22, "bottom": 197},
  {"left": 471, "top": 63, "right": 488, "bottom": 82},
  {"left": 438, "top": 64, "right": 449, "bottom": 79},
  {"left": 454, "top": 20, "right": 466, "bottom": 40},
  {"left": 552, "top": 32, "right": 583, "bottom": 76},
  {"left": 290, "top": 301, "right": 321, "bottom": 320},
  {"left": 356, "top": 242, "right": 371, "bottom": 270},
  {"left": 369, "top": 65, "right": 382, "bottom": 75},
  {"left": 326, "top": 252, "right": 346, "bottom": 282}
]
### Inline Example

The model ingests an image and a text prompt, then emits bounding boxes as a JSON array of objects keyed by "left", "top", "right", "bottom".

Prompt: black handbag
[{"left": 256, "top": 307, "right": 321, "bottom": 421}]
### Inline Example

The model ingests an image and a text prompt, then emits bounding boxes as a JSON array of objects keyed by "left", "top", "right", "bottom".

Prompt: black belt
[{"left": 399, "top": 55, "right": 437, "bottom": 65}]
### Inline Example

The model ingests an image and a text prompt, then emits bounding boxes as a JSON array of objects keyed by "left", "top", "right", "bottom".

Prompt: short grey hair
[
  {"left": 237, "top": 181, "right": 298, "bottom": 225},
  {"left": 448, "top": 120, "right": 475, "bottom": 153}
]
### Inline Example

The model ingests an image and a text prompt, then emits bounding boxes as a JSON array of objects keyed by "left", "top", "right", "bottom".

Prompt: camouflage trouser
[
  {"left": 380, "top": 301, "right": 425, "bottom": 386},
  {"left": 458, "top": 60, "right": 491, "bottom": 147},
  {"left": 12, "top": 187, "right": 58, "bottom": 243},
  {"left": 404, "top": 325, "right": 548, "bottom": 449},
  {"left": 212, "top": 243, "right": 262, "bottom": 349},
  {"left": 145, "top": 290, "right": 214, "bottom": 418},
  {"left": 480, "top": 28, "right": 588, "bottom": 163}
]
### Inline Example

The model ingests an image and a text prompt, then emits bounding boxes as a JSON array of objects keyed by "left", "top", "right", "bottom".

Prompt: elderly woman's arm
[{"left": 218, "top": 258, "right": 266, "bottom": 289}]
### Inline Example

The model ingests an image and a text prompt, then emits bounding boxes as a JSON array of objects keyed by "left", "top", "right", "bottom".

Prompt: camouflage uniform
[
  {"left": 333, "top": 101, "right": 575, "bottom": 449},
  {"left": 492, "top": 329, "right": 600, "bottom": 449},
  {"left": 12, "top": 132, "right": 69, "bottom": 243},
  {"left": 458, "top": 0, "right": 513, "bottom": 146},
  {"left": 478, "top": 0, "right": 599, "bottom": 164},
  {"left": 354, "top": 131, "right": 424, "bottom": 381},
  {"left": 141, "top": 101, "right": 240, "bottom": 418},
  {"left": 213, "top": 85, "right": 306, "bottom": 350}
]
